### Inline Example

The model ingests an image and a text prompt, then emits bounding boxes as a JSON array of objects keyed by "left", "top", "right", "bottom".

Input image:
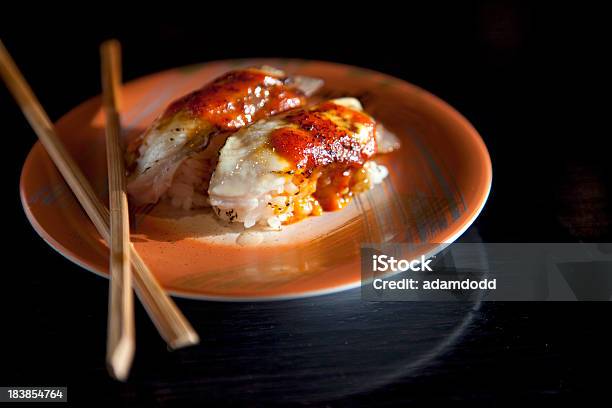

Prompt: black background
[{"left": 1, "top": 2, "right": 611, "bottom": 406}]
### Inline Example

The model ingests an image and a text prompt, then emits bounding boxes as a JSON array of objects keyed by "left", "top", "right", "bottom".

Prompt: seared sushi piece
[
  {"left": 208, "top": 98, "right": 394, "bottom": 228},
  {"left": 126, "top": 66, "right": 323, "bottom": 208}
]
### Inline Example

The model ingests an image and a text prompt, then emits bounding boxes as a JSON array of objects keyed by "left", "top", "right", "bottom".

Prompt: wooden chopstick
[
  {"left": 100, "top": 40, "right": 134, "bottom": 381},
  {"left": 0, "top": 40, "right": 200, "bottom": 351}
]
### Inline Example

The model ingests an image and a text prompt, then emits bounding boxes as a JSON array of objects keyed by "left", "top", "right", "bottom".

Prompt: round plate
[{"left": 20, "top": 59, "right": 492, "bottom": 300}]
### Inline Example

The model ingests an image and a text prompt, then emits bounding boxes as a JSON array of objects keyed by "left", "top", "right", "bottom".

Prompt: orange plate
[{"left": 20, "top": 59, "right": 492, "bottom": 301}]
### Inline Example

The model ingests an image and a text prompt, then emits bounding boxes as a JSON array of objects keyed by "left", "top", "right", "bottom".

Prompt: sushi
[
  {"left": 126, "top": 66, "right": 323, "bottom": 208},
  {"left": 208, "top": 97, "right": 396, "bottom": 229}
]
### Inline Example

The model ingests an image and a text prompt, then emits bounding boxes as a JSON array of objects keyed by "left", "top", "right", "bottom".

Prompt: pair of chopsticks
[{"left": 0, "top": 39, "right": 200, "bottom": 381}]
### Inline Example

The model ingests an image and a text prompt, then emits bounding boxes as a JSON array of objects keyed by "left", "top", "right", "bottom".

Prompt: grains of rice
[
  {"left": 284, "top": 182, "right": 299, "bottom": 195},
  {"left": 212, "top": 160, "right": 388, "bottom": 229}
]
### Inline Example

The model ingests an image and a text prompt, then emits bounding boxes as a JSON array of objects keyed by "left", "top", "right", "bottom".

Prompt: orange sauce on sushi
[
  {"left": 269, "top": 102, "right": 378, "bottom": 211},
  {"left": 163, "top": 68, "right": 304, "bottom": 130}
]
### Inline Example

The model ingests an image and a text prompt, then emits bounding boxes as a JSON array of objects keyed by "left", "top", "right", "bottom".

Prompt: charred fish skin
[
  {"left": 126, "top": 66, "right": 323, "bottom": 206},
  {"left": 209, "top": 98, "right": 391, "bottom": 228}
]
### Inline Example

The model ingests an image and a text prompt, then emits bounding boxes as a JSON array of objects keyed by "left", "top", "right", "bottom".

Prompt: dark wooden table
[{"left": 1, "top": 4, "right": 610, "bottom": 406}]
